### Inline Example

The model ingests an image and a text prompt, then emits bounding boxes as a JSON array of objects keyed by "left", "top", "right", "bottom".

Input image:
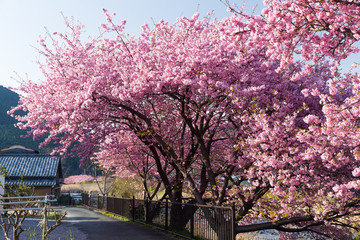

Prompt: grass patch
[
  {"left": 94, "top": 209, "right": 131, "bottom": 222},
  {"left": 28, "top": 213, "right": 63, "bottom": 220},
  {"left": 79, "top": 181, "right": 105, "bottom": 185}
]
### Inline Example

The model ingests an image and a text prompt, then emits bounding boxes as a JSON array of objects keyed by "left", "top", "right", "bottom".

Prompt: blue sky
[{"left": 0, "top": 0, "right": 265, "bottom": 89}]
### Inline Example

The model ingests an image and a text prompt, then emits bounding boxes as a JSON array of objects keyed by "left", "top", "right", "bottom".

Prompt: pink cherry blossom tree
[
  {"left": 10, "top": 4, "right": 360, "bottom": 238},
  {"left": 64, "top": 174, "right": 94, "bottom": 184},
  {"left": 94, "top": 133, "right": 170, "bottom": 201},
  {"left": 261, "top": 0, "right": 360, "bottom": 62}
]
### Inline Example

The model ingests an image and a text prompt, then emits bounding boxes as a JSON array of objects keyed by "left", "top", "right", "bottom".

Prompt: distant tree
[{"left": 63, "top": 175, "right": 94, "bottom": 184}]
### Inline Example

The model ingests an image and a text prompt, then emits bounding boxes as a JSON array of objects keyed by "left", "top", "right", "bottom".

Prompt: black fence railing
[
  {"left": 58, "top": 192, "right": 83, "bottom": 206},
  {"left": 81, "top": 193, "right": 235, "bottom": 240}
]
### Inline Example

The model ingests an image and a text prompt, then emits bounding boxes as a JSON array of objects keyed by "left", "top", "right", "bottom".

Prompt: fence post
[
  {"left": 145, "top": 198, "right": 149, "bottom": 224},
  {"left": 42, "top": 195, "right": 49, "bottom": 239},
  {"left": 132, "top": 196, "right": 135, "bottom": 221},
  {"left": 102, "top": 194, "right": 105, "bottom": 210},
  {"left": 190, "top": 204, "right": 194, "bottom": 239},
  {"left": 232, "top": 203, "right": 236, "bottom": 240},
  {"left": 164, "top": 198, "right": 168, "bottom": 230}
]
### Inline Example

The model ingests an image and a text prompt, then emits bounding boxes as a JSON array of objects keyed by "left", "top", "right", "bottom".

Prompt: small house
[{"left": 0, "top": 145, "right": 63, "bottom": 197}]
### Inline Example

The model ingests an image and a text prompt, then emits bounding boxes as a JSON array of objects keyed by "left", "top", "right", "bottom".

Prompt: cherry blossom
[
  {"left": 64, "top": 175, "right": 94, "bottom": 184},
  {"left": 9, "top": 4, "right": 360, "bottom": 238}
]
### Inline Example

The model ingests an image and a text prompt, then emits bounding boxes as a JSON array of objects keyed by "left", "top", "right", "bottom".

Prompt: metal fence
[
  {"left": 82, "top": 193, "right": 235, "bottom": 240},
  {"left": 0, "top": 195, "right": 60, "bottom": 212},
  {"left": 58, "top": 192, "right": 83, "bottom": 206}
]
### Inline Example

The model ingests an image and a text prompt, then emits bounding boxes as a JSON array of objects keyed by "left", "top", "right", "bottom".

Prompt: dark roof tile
[
  {"left": 6, "top": 178, "right": 57, "bottom": 186},
  {"left": 0, "top": 155, "right": 60, "bottom": 178}
]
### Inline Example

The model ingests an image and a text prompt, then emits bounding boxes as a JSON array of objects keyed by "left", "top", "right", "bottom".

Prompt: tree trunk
[
  {"left": 12, "top": 228, "right": 19, "bottom": 240},
  {"left": 200, "top": 207, "right": 234, "bottom": 240}
]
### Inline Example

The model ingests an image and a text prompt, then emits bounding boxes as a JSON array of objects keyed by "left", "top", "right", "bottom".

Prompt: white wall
[{"left": 0, "top": 174, "right": 4, "bottom": 209}]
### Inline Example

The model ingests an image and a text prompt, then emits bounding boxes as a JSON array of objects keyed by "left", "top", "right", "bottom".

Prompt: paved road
[{"left": 64, "top": 207, "right": 174, "bottom": 240}]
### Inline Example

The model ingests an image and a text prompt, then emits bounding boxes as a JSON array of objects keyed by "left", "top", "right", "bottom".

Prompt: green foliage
[
  {"left": 28, "top": 228, "right": 37, "bottom": 240},
  {"left": 95, "top": 209, "right": 131, "bottom": 222},
  {"left": 66, "top": 230, "right": 74, "bottom": 240},
  {"left": 109, "top": 177, "right": 143, "bottom": 198},
  {"left": 7, "top": 180, "right": 34, "bottom": 197},
  {"left": 27, "top": 227, "right": 74, "bottom": 240},
  {"left": 0, "top": 166, "right": 34, "bottom": 197},
  {"left": 79, "top": 181, "right": 104, "bottom": 184}
]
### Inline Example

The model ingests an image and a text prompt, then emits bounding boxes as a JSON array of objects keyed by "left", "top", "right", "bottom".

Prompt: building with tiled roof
[{"left": 0, "top": 145, "right": 63, "bottom": 197}]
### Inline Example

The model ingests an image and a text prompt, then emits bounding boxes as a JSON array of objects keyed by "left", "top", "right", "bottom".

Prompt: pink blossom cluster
[
  {"left": 64, "top": 175, "right": 94, "bottom": 184},
  {"left": 258, "top": 0, "right": 360, "bottom": 75},
  {"left": 94, "top": 176, "right": 106, "bottom": 182}
]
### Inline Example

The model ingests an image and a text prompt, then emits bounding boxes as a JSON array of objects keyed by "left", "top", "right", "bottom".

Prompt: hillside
[
  {"left": 0, "top": 85, "right": 39, "bottom": 149},
  {"left": 0, "top": 85, "right": 19, "bottom": 125},
  {"left": 0, "top": 85, "right": 82, "bottom": 176}
]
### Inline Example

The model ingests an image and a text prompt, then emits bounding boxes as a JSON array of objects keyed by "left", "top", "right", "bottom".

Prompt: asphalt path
[{"left": 64, "top": 207, "right": 174, "bottom": 240}]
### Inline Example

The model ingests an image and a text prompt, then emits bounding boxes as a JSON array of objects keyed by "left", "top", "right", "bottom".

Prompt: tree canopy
[{"left": 11, "top": 1, "right": 360, "bottom": 238}]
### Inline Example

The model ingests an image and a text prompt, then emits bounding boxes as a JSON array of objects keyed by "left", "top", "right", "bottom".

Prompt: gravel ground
[{"left": 0, "top": 217, "right": 88, "bottom": 240}]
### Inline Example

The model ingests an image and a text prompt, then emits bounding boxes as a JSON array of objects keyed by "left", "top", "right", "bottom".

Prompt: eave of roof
[
  {"left": 0, "top": 154, "right": 61, "bottom": 178},
  {"left": 6, "top": 178, "right": 57, "bottom": 186}
]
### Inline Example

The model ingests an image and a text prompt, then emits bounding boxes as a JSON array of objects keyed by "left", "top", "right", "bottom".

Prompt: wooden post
[
  {"left": 165, "top": 198, "right": 169, "bottom": 230},
  {"left": 145, "top": 198, "right": 149, "bottom": 224},
  {"left": 190, "top": 204, "right": 194, "bottom": 239},
  {"left": 132, "top": 196, "right": 135, "bottom": 221},
  {"left": 42, "top": 195, "right": 49, "bottom": 240},
  {"left": 232, "top": 203, "right": 236, "bottom": 240}
]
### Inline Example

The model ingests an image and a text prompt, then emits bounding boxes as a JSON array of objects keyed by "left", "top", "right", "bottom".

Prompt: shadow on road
[{"left": 64, "top": 207, "right": 174, "bottom": 240}]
